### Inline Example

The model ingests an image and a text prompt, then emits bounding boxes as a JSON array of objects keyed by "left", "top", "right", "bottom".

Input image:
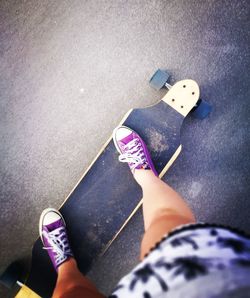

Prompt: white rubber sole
[
  {"left": 39, "top": 208, "right": 66, "bottom": 245},
  {"left": 112, "top": 125, "right": 134, "bottom": 154}
]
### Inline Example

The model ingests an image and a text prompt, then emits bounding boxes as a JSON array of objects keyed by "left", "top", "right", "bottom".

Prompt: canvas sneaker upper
[
  {"left": 39, "top": 208, "right": 73, "bottom": 271},
  {"left": 113, "top": 126, "right": 158, "bottom": 176}
]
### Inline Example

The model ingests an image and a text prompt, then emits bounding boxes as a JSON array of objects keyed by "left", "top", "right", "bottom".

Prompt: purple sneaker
[
  {"left": 113, "top": 126, "right": 158, "bottom": 176},
  {"left": 39, "top": 208, "right": 73, "bottom": 271}
]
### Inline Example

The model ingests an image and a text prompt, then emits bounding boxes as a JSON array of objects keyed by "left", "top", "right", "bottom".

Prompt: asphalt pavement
[{"left": 0, "top": 0, "right": 249, "bottom": 296}]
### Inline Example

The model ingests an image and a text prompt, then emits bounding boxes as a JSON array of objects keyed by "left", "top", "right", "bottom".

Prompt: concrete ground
[{"left": 0, "top": 0, "right": 250, "bottom": 297}]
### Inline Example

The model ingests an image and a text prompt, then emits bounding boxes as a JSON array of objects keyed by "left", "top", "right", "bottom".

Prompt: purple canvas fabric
[
  {"left": 41, "top": 217, "right": 73, "bottom": 271},
  {"left": 117, "top": 130, "right": 158, "bottom": 176}
]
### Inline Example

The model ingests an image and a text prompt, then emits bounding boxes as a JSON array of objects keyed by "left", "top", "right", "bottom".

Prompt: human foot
[
  {"left": 39, "top": 208, "right": 73, "bottom": 271},
  {"left": 113, "top": 126, "right": 158, "bottom": 176}
]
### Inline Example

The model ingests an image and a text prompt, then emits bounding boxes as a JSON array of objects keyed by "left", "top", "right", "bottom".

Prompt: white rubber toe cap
[
  {"left": 113, "top": 126, "right": 133, "bottom": 154},
  {"left": 39, "top": 208, "right": 65, "bottom": 242},
  {"left": 43, "top": 210, "right": 61, "bottom": 225},
  {"left": 114, "top": 126, "right": 132, "bottom": 141}
]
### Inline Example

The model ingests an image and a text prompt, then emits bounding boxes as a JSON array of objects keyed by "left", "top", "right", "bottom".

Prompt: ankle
[
  {"left": 58, "top": 257, "right": 77, "bottom": 274},
  {"left": 134, "top": 169, "right": 158, "bottom": 186}
]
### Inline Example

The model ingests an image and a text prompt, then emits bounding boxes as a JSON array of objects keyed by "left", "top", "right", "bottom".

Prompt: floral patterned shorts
[{"left": 110, "top": 224, "right": 250, "bottom": 298}]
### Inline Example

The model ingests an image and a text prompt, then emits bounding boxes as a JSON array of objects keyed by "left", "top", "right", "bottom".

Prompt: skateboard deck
[{"left": 17, "top": 78, "right": 202, "bottom": 297}]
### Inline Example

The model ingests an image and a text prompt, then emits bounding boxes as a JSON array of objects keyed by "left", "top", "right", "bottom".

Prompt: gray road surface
[{"left": 0, "top": 0, "right": 249, "bottom": 296}]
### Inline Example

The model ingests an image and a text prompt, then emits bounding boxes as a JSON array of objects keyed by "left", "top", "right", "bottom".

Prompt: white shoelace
[
  {"left": 43, "top": 227, "right": 72, "bottom": 266},
  {"left": 119, "top": 138, "right": 147, "bottom": 172}
]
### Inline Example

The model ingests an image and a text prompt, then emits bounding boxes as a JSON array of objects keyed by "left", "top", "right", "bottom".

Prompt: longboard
[{"left": 1, "top": 70, "right": 211, "bottom": 298}]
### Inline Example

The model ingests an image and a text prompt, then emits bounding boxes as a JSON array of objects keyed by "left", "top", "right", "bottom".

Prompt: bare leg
[
  {"left": 53, "top": 258, "right": 104, "bottom": 298},
  {"left": 134, "top": 169, "right": 196, "bottom": 259}
]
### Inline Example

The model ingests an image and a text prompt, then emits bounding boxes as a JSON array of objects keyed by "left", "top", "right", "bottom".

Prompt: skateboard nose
[{"left": 162, "top": 79, "right": 200, "bottom": 117}]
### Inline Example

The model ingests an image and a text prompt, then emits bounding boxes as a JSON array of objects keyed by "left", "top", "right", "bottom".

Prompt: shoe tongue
[{"left": 45, "top": 219, "right": 64, "bottom": 232}]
